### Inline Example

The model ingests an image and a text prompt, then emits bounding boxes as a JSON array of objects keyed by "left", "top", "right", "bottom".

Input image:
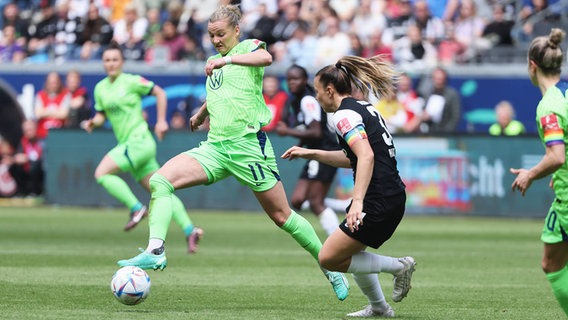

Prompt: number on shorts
[
  {"left": 546, "top": 210, "right": 557, "bottom": 231},
  {"left": 248, "top": 163, "right": 265, "bottom": 181}
]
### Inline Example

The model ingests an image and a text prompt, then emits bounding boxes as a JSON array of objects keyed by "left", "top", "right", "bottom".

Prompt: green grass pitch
[{"left": 0, "top": 206, "right": 564, "bottom": 319}]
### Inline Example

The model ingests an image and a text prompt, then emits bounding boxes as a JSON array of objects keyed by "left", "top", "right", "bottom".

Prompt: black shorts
[
  {"left": 339, "top": 191, "right": 406, "bottom": 249},
  {"left": 299, "top": 159, "right": 337, "bottom": 183}
]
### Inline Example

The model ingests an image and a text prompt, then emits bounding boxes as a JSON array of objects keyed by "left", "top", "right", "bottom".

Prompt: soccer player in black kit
[
  {"left": 276, "top": 64, "right": 341, "bottom": 236},
  {"left": 282, "top": 55, "right": 416, "bottom": 318}
]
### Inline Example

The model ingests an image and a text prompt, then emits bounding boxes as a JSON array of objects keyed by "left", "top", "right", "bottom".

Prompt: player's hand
[
  {"left": 154, "top": 120, "right": 169, "bottom": 141},
  {"left": 345, "top": 200, "right": 364, "bottom": 232},
  {"left": 281, "top": 146, "right": 309, "bottom": 160},
  {"left": 510, "top": 168, "right": 533, "bottom": 196},
  {"left": 81, "top": 119, "right": 94, "bottom": 133},
  {"left": 190, "top": 113, "right": 205, "bottom": 131},
  {"left": 204, "top": 58, "right": 226, "bottom": 76}
]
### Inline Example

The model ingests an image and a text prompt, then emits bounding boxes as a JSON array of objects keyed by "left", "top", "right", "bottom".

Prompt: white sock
[
  {"left": 324, "top": 197, "right": 351, "bottom": 212},
  {"left": 347, "top": 251, "right": 404, "bottom": 274},
  {"left": 146, "top": 238, "right": 165, "bottom": 252},
  {"left": 301, "top": 200, "right": 310, "bottom": 211},
  {"left": 352, "top": 273, "right": 389, "bottom": 311},
  {"left": 319, "top": 207, "right": 339, "bottom": 236}
]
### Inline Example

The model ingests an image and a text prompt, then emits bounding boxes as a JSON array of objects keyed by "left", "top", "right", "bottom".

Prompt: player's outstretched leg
[
  {"left": 347, "top": 273, "right": 394, "bottom": 318},
  {"left": 97, "top": 174, "right": 147, "bottom": 231},
  {"left": 392, "top": 256, "right": 416, "bottom": 302},
  {"left": 280, "top": 210, "right": 349, "bottom": 300},
  {"left": 117, "top": 247, "right": 167, "bottom": 270},
  {"left": 170, "top": 194, "right": 204, "bottom": 254}
]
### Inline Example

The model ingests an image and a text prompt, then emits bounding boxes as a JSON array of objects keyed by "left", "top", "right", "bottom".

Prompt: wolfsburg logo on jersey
[{"left": 209, "top": 69, "right": 223, "bottom": 90}]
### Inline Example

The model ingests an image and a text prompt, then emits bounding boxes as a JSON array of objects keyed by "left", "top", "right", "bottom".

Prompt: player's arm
[
  {"left": 151, "top": 84, "right": 168, "bottom": 141},
  {"left": 282, "top": 147, "right": 350, "bottom": 168},
  {"left": 190, "top": 101, "right": 209, "bottom": 131},
  {"left": 205, "top": 47, "right": 272, "bottom": 76},
  {"left": 82, "top": 111, "right": 106, "bottom": 133}
]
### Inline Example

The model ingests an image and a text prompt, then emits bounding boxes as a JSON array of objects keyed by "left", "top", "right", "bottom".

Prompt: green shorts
[
  {"left": 541, "top": 198, "right": 568, "bottom": 244},
  {"left": 184, "top": 131, "right": 281, "bottom": 192},
  {"left": 107, "top": 131, "right": 159, "bottom": 181}
]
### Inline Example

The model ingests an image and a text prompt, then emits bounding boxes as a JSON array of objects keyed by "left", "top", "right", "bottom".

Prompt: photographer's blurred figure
[{"left": 489, "top": 100, "right": 526, "bottom": 136}]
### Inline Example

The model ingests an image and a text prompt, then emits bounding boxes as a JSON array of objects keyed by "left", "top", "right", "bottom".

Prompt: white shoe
[
  {"left": 392, "top": 256, "right": 416, "bottom": 302},
  {"left": 347, "top": 305, "right": 395, "bottom": 318}
]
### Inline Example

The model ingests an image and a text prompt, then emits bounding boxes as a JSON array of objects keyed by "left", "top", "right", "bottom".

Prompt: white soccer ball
[{"left": 110, "top": 266, "right": 151, "bottom": 305}]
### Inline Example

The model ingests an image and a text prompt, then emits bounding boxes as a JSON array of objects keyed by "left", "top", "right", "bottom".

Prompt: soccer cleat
[
  {"left": 392, "top": 256, "right": 416, "bottom": 302},
  {"left": 124, "top": 205, "right": 148, "bottom": 231},
  {"left": 117, "top": 248, "right": 167, "bottom": 271},
  {"left": 347, "top": 305, "right": 395, "bottom": 318},
  {"left": 327, "top": 271, "right": 350, "bottom": 301},
  {"left": 187, "top": 227, "right": 204, "bottom": 254}
]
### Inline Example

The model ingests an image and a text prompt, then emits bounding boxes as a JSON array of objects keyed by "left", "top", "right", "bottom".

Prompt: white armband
[{"left": 223, "top": 56, "right": 232, "bottom": 65}]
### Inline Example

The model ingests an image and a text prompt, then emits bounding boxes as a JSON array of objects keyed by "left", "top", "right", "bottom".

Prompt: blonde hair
[
  {"left": 315, "top": 55, "right": 399, "bottom": 100},
  {"left": 209, "top": 4, "right": 242, "bottom": 27},
  {"left": 528, "top": 28, "right": 565, "bottom": 75}
]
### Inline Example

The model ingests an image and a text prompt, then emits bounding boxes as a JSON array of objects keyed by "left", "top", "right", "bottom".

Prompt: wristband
[{"left": 223, "top": 56, "right": 232, "bottom": 65}]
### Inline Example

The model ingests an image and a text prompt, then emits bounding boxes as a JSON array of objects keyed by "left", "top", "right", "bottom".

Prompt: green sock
[
  {"left": 280, "top": 211, "right": 322, "bottom": 261},
  {"left": 546, "top": 265, "right": 568, "bottom": 316},
  {"left": 147, "top": 173, "right": 175, "bottom": 241},
  {"left": 96, "top": 174, "right": 139, "bottom": 210},
  {"left": 171, "top": 194, "right": 194, "bottom": 236}
]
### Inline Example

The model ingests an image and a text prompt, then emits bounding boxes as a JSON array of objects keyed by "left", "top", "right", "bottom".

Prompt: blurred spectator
[
  {"left": 374, "top": 90, "right": 408, "bottom": 133},
  {"left": 75, "top": 4, "right": 113, "bottom": 60},
  {"left": 261, "top": 75, "right": 288, "bottom": 132},
  {"left": 416, "top": 67, "right": 461, "bottom": 133},
  {"left": 0, "top": 135, "right": 16, "bottom": 197},
  {"left": 517, "top": 0, "right": 567, "bottom": 42},
  {"left": 0, "top": 25, "right": 25, "bottom": 62},
  {"left": 437, "top": 22, "right": 466, "bottom": 66},
  {"left": 247, "top": 1, "right": 278, "bottom": 46},
  {"left": 329, "top": 0, "right": 358, "bottom": 23},
  {"left": 179, "top": 34, "right": 205, "bottom": 61},
  {"left": 1, "top": 3, "right": 29, "bottom": 47},
  {"left": 159, "top": 19, "right": 186, "bottom": 61},
  {"left": 26, "top": 3, "right": 58, "bottom": 63},
  {"left": 143, "top": 7, "right": 161, "bottom": 47},
  {"left": 272, "top": 1, "right": 303, "bottom": 43},
  {"left": 64, "top": 69, "right": 90, "bottom": 128},
  {"left": 361, "top": 29, "right": 393, "bottom": 61},
  {"left": 121, "top": 28, "right": 146, "bottom": 61},
  {"left": 169, "top": 110, "right": 188, "bottom": 130},
  {"left": 9, "top": 119, "right": 44, "bottom": 197},
  {"left": 396, "top": 73, "right": 425, "bottom": 133},
  {"left": 348, "top": 32, "right": 364, "bottom": 56},
  {"left": 112, "top": 3, "right": 148, "bottom": 46},
  {"left": 349, "top": 0, "right": 387, "bottom": 47},
  {"left": 383, "top": 0, "right": 414, "bottom": 45},
  {"left": 489, "top": 100, "right": 526, "bottom": 136},
  {"left": 67, "top": 0, "right": 89, "bottom": 20},
  {"left": 392, "top": 24, "right": 437, "bottom": 71},
  {"left": 52, "top": 1, "right": 81, "bottom": 63},
  {"left": 482, "top": 3, "right": 514, "bottom": 47},
  {"left": 314, "top": 15, "right": 351, "bottom": 67},
  {"left": 452, "top": 0, "right": 487, "bottom": 62},
  {"left": 410, "top": 0, "right": 445, "bottom": 45},
  {"left": 34, "top": 71, "right": 70, "bottom": 139},
  {"left": 240, "top": 0, "right": 278, "bottom": 39},
  {"left": 281, "top": 20, "right": 317, "bottom": 68}
]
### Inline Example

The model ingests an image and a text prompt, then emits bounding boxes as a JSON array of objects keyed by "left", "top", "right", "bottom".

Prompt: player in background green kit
[
  {"left": 117, "top": 5, "right": 350, "bottom": 301},
  {"left": 510, "top": 28, "right": 568, "bottom": 316},
  {"left": 82, "top": 41, "right": 203, "bottom": 253}
]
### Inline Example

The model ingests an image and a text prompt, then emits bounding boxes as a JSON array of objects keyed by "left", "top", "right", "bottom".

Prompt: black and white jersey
[
  {"left": 332, "top": 97, "right": 405, "bottom": 197},
  {"left": 287, "top": 87, "right": 340, "bottom": 151}
]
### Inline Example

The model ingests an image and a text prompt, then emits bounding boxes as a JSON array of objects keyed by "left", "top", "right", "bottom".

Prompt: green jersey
[
  {"left": 94, "top": 73, "right": 154, "bottom": 144},
  {"left": 536, "top": 82, "right": 568, "bottom": 196},
  {"left": 205, "top": 39, "right": 272, "bottom": 142}
]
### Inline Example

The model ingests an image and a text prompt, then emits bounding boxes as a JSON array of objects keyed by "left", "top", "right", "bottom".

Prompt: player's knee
[
  {"left": 542, "top": 256, "right": 564, "bottom": 273},
  {"left": 149, "top": 173, "right": 174, "bottom": 195},
  {"left": 290, "top": 198, "right": 303, "bottom": 210},
  {"left": 318, "top": 250, "right": 338, "bottom": 271},
  {"left": 95, "top": 174, "right": 109, "bottom": 185}
]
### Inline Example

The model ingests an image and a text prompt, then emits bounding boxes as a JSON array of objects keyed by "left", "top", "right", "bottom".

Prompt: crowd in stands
[{"left": 1, "top": 0, "right": 567, "bottom": 67}]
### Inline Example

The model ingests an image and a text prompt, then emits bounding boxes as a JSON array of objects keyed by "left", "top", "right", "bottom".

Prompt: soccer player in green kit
[
  {"left": 82, "top": 41, "right": 203, "bottom": 253},
  {"left": 117, "top": 4, "right": 350, "bottom": 301},
  {"left": 511, "top": 28, "right": 568, "bottom": 316}
]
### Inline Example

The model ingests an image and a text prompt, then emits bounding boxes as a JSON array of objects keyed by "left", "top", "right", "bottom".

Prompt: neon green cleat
[
  {"left": 327, "top": 271, "right": 350, "bottom": 301},
  {"left": 117, "top": 248, "right": 167, "bottom": 271}
]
